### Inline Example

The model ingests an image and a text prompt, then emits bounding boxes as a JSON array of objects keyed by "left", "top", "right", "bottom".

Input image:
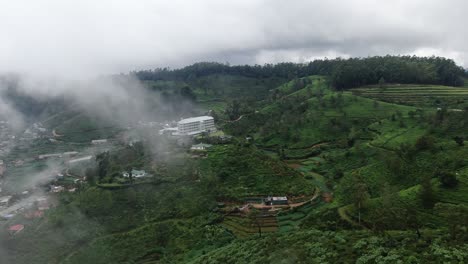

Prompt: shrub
[
  {"left": 453, "top": 136, "right": 464, "bottom": 146},
  {"left": 415, "top": 135, "right": 435, "bottom": 151},
  {"left": 436, "top": 171, "right": 458, "bottom": 188}
]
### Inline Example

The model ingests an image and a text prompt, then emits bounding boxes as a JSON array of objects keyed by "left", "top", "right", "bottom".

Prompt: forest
[{"left": 133, "top": 56, "right": 466, "bottom": 89}]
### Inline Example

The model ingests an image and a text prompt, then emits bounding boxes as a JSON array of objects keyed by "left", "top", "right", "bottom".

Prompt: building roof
[
  {"left": 267, "top": 196, "right": 288, "bottom": 201},
  {"left": 0, "top": 196, "right": 12, "bottom": 203},
  {"left": 91, "top": 139, "right": 108, "bottom": 143},
  {"left": 160, "top": 127, "right": 178, "bottom": 131},
  {"left": 9, "top": 224, "right": 24, "bottom": 231},
  {"left": 178, "top": 116, "right": 213, "bottom": 124},
  {"left": 68, "top": 155, "right": 93, "bottom": 163},
  {"left": 63, "top": 151, "right": 79, "bottom": 155}
]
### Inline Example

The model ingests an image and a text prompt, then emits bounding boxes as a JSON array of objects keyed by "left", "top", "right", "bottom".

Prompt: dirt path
[
  {"left": 366, "top": 142, "right": 394, "bottom": 152},
  {"left": 224, "top": 113, "right": 253, "bottom": 123}
]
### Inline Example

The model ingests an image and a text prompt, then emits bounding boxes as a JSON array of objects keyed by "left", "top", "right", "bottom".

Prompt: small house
[
  {"left": 68, "top": 155, "right": 93, "bottom": 164},
  {"left": 264, "top": 196, "right": 288, "bottom": 206},
  {"left": 8, "top": 224, "right": 24, "bottom": 235},
  {"left": 122, "top": 169, "right": 147, "bottom": 178},
  {"left": 63, "top": 151, "right": 79, "bottom": 157},
  {"left": 190, "top": 143, "right": 213, "bottom": 151},
  {"left": 36, "top": 197, "right": 50, "bottom": 211},
  {"left": 24, "top": 210, "right": 44, "bottom": 219},
  {"left": 0, "top": 160, "right": 4, "bottom": 176},
  {"left": 38, "top": 153, "right": 62, "bottom": 159},
  {"left": 91, "top": 139, "right": 108, "bottom": 145},
  {"left": 50, "top": 185, "right": 65, "bottom": 193},
  {"left": 0, "top": 196, "right": 12, "bottom": 207}
]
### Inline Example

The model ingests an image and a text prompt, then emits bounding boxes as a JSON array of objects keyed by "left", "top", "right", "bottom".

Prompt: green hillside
[
  {"left": 352, "top": 84, "right": 468, "bottom": 108},
  {"left": 226, "top": 76, "right": 419, "bottom": 149},
  {"left": 2, "top": 61, "right": 468, "bottom": 264}
]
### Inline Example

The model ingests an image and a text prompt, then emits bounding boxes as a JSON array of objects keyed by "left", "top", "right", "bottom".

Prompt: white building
[
  {"left": 0, "top": 196, "right": 12, "bottom": 207},
  {"left": 68, "top": 155, "right": 93, "bottom": 164},
  {"left": 190, "top": 143, "right": 213, "bottom": 151},
  {"left": 0, "top": 160, "right": 4, "bottom": 177},
  {"left": 38, "top": 153, "right": 62, "bottom": 159},
  {"left": 91, "top": 139, "right": 108, "bottom": 144},
  {"left": 177, "top": 116, "right": 216, "bottom": 136},
  {"left": 122, "top": 169, "right": 147, "bottom": 178},
  {"left": 63, "top": 151, "right": 79, "bottom": 157},
  {"left": 264, "top": 196, "right": 288, "bottom": 206},
  {"left": 158, "top": 127, "right": 179, "bottom": 135}
]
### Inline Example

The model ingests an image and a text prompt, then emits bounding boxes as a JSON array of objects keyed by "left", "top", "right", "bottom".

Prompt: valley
[{"left": 0, "top": 58, "right": 467, "bottom": 263}]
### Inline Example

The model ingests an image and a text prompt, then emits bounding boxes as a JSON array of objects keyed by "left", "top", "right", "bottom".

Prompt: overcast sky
[{"left": 0, "top": 0, "right": 467, "bottom": 77}]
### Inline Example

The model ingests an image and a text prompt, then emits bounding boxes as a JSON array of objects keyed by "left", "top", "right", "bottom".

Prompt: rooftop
[
  {"left": 267, "top": 196, "right": 288, "bottom": 201},
  {"left": 68, "top": 155, "right": 93, "bottom": 163},
  {"left": 0, "top": 196, "right": 12, "bottom": 203},
  {"left": 9, "top": 224, "right": 24, "bottom": 231},
  {"left": 178, "top": 116, "right": 213, "bottom": 124}
]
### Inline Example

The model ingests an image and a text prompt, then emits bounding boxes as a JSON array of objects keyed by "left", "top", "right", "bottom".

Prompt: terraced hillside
[
  {"left": 351, "top": 85, "right": 468, "bottom": 107},
  {"left": 222, "top": 215, "right": 278, "bottom": 238}
]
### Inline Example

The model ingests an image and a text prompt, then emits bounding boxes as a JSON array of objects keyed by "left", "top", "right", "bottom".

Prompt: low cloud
[{"left": 0, "top": 0, "right": 467, "bottom": 79}]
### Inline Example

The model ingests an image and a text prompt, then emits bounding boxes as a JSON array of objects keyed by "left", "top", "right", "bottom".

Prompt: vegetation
[
  {"left": 2, "top": 56, "right": 468, "bottom": 263},
  {"left": 134, "top": 56, "right": 465, "bottom": 89}
]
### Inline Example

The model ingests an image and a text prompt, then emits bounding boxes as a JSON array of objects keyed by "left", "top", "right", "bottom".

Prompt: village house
[
  {"left": 50, "top": 185, "right": 65, "bottom": 193},
  {"left": 63, "top": 151, "right": 79, "bottom": 157},
  {"left": 190, "top": 143, "right": 213, "bottom": 151},
  {"left": 24, "top": 210, "right": 44, "bottom": 219},
  {"left": 38, "top": 153, "right": 62, "bottom": 160},
  {"left": 122, "top": 169, "right": 147, "bottom": 178},
  {"left": 8, "top": 224, "right": 24, "bottom": 235},
  {"left": 91, "top": 139, "right": 108, "bottom": 144},
  {"left": 264, "top": 196, "right": 288, "bottom": 206},
  {"left": 68, "top": 155, "right": 93, "bottom": 164},
  {"left": 0, "top": 196, "right": 12, "bottom": 207},
  {"left": 36, "top": 197, "right": 50, "bottom": 211},
  {"left": 0, "top": 160, "right": 5, "bottom": 177},
  {"left": 158, "top": 127, "right": 179, "bottom": 136}
]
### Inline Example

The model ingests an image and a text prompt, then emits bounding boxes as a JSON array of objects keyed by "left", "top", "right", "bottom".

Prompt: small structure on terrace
[
  {"left": 190, "top": 143, "right": 213, "bottom": 151},
  {"left": 122, "top": 169, "right": 147, "bottom": 178},
  {"left": 264, "top": 196, "right": 288, "bottom": 206},
  {"left": 8, "top": 224, "right": 24, "bottom": 235}
]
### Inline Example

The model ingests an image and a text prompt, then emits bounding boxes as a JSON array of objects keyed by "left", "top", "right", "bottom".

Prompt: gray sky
[{"left": 0, "top": 0, "right": 467, "bottom": 77}]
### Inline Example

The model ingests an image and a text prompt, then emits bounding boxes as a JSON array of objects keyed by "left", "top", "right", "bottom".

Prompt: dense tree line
[{"left": 132, "top": 56, "right": 465, "bottom": 89}]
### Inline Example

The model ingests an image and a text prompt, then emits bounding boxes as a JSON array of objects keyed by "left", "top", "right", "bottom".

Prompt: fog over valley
[{"left": 0, "top": 1, "right": 468, "bottom": 264}]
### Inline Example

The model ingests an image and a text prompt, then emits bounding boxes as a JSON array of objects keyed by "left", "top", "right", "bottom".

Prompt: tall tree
[{"left": 420, "top": 176, "right": 436, "bottom": 209}]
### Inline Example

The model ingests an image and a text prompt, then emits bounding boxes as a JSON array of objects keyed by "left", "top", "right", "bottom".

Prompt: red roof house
[{"left": 8, "top": 224, "right": 24, "bottom": 235}]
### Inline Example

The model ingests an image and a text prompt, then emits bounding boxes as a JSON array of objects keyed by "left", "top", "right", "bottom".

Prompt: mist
[{"left": 1, "top": 0, "right": 468, "bottom": 79}]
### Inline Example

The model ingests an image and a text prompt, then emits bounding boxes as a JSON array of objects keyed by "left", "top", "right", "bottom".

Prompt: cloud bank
[{"left": 0, "top": 0, "right": 467, "bottom": 78}]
